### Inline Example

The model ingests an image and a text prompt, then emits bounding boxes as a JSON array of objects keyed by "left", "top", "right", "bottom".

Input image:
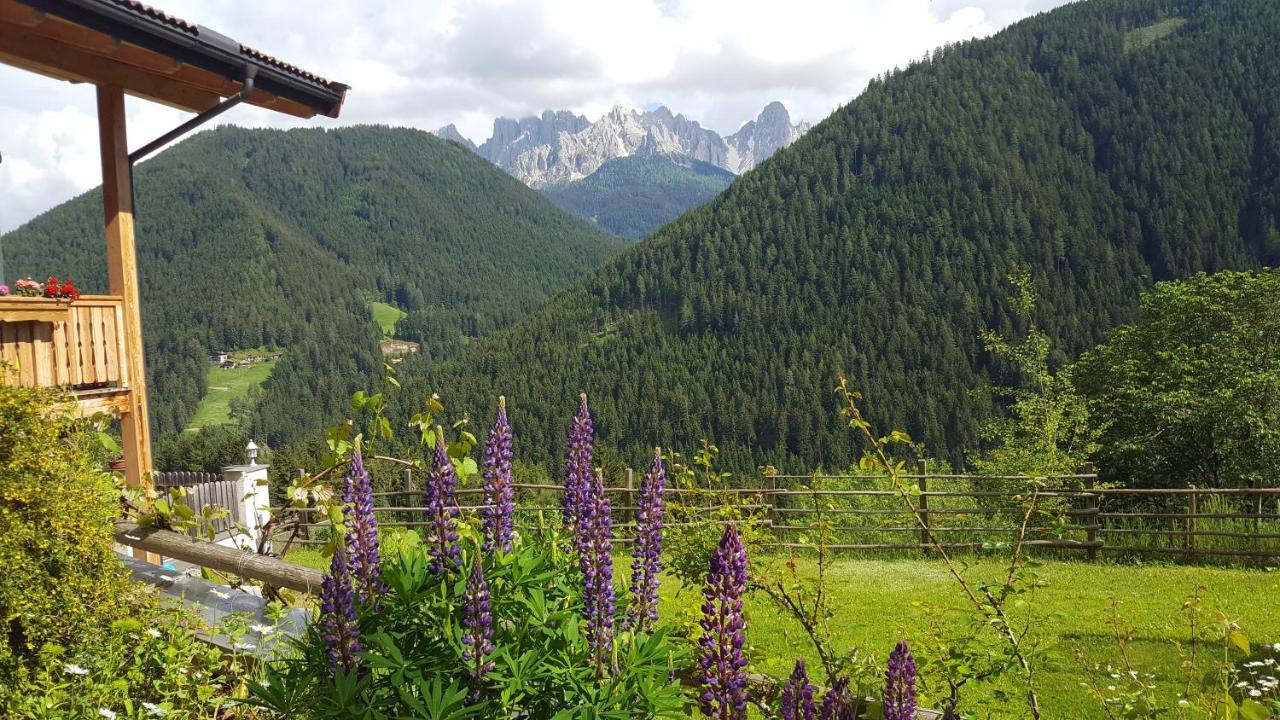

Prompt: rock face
[
  {"left": 724, "top": 101, "right": 812, "bottom": 174},
  {"left": 438, "top": 102, "right": 809, "bottom": 186}
]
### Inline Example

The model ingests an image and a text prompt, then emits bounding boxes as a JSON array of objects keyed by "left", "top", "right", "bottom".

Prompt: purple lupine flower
[
  {"left": 319, "top": 547, "right": 362, "bottom": 675},
  {"left": 818, "top": 677, "right": 855, "bottom": 720},
  {"left": 625, "top": 447, "right": 667, "bottom": 633},
  {"left": 481, "top": 396, "right": 516, "bottom": 553},
  {"left": 342, "top": 448, "right": 386, "bottom": 602},
  {"left": 577, "top": 467, "right": 615, "bottom": 672},
  {"left": 424, "top": 427, "right": 462, "bottom": 573},
  {"left": 780, "top": 658, "right": 817, "bottom": 720},
  {"left": 699, "top": 524, "right": 749, "bottom": 720},
  {"left": 884, "top": 640, "right": 918, "bottom": 720},
  {"left": 563, "top": 393, "right": 593, "bottom": 535},
  {"left": 462, "top": 559, "right": 496, "bottom": 695}
]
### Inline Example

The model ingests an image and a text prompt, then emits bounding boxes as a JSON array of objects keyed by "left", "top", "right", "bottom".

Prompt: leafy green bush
[
  {"left": 0, "top": 382, "right": 132, "bottom": 678},
  {"left": 4, "top": 605, "right": 268, "bottom": 719},
  {"left": 251, "top": 529, "right": 687, "bottom": 718}
]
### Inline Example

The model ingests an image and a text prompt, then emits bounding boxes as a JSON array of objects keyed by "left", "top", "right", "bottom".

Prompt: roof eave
[{"left": 22, "top": 0, "right": 347, "bottom": 118}]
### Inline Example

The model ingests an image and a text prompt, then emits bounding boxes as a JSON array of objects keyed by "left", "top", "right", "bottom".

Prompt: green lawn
[
  {"left": 286, "top": 540, "right": 1280, "bottom": 717},
  {"left": 186, "top": 358, "right": 277, "bottom": 429},
  {"left": 659, "top": 555, "right": 1280, "bottom": 718},
  {"left": 369, "top": 301, "right": 405, "bottom": 338}
]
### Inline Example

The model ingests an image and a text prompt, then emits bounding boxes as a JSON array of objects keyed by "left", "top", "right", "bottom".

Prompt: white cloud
[{"left": 0, "top": 0, "right": 1072, "bottom": 233}]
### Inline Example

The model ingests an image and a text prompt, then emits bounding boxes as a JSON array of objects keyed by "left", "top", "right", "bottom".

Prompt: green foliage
[
  {"left": 1, "top": 126, "right": 625, "bottom": 453},
  {"left": 401, "top": 0, "right": 1280, "bottom": 475},
  {"left": 3, "top": 607, "right": 272, "bottom": 719},
  {"left": 155, "top": 425, "right": 252, "bottom": 473},
  {"left": 251, "top": 533, "right": 687, "bottom": 719},
  {"left": 0, "top": 383, "right": 132, "bottom": 679},
  {"left": 1072, "top": 269, "right": 1280, "bottom": 488},
  {"left": 972, "top": 270, "right": 1097, "bottom": 477},
  {"left": 541, "top": 154, "right": 734, "bottom": 239}
]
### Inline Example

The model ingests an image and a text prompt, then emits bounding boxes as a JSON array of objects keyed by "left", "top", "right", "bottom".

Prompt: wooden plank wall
[{"left": 0, "top": 296, "right": 129, "bottom": 390}]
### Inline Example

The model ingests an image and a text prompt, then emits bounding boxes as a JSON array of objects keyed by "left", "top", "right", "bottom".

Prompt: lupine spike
[
  {"left": 319, "top": 547, "right": 362, "bottom": 675},
  {"left": 424, "top": 426, "right": 462, "bottom": 573},
  {"left": 626, "top": 447, "right": 667, "bottom": 633},
  {"left": 780, "top": 658, "right": 817, "bottom": 720},
  {"left": 577, "top": 467, "right": 615, "bottom": 672},
  {"left": 342, "top": 448, "right": 386, "bottom": 602},
  {"left": 461, "top": 559, "right": 496, "bottom": 697},
  {"left": 563, "top": 393, "right": 593, "bottom": 534},
  {"left": 818, "top": 677, "right": 855, "bottom": 720},
  {"left": 699, "top": 524, "right": 749, "bottom": 720},
  {"left": 884, "top": 640, "right": 918, "bottom": 720},
  {"left": 481, "top": 396, "right": 516, "bottom": 553}
]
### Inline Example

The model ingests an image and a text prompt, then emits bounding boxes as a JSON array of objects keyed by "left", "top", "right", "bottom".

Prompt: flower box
[{"left": 0, "top": 296, "right": 74, "bottom": 323}]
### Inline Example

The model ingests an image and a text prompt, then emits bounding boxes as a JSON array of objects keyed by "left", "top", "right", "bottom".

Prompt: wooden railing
[{"left": 0, "top": 295, "right": 131, "bottom": 414}]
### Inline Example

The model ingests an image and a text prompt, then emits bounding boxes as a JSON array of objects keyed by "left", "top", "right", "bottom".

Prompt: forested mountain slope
[
  {"left": 401, "top": 0, "right": 1280, "bottom": 473},
  {"left": 2, "top": 126, "right": 626, "bottom": 444},
  {"left": 541, "top": 155, "right": 734, "bottom": 239}
]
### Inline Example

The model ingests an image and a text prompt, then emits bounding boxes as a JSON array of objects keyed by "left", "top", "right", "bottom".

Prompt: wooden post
[
  {"left": 1185, "top": 484, "right": 1198, "bottom": 561},
  {"left": 625, "top": 467, "right": 635, "bottom": 530},
  {"left": 1084, "top": 462, "right": 1099, "bottom": 561},
  {"left": 402, "top": 468, "right": 415, "bottom": 525},
  {"left": 97, "top": 85, "right": 152, "bottom": 492},
  {"left": 99, "top": 85, "right": 157, "bottom": 564},
  {"left": 296, "top": 468, "right": 311, "bottom": 541},
  {"left": 916, "top": 459, "right": 930, "bottom": 552}
]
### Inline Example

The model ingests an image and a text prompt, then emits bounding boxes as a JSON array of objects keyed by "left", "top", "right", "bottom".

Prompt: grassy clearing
[
  {"left": 186, "top": 359, "right": 276, "bottom": 429},
  {"left": 660, "top": 555, "right": 1280, "bottom": 718},
  {"left": 285, "top": 539, "right": 1279, "bottom": 718},
  {"left": 1125, "top": 17, "right": 1187, "bottom": 52},
  {"left": 369, "top": 301, "right": 405, "bottom": 337}
]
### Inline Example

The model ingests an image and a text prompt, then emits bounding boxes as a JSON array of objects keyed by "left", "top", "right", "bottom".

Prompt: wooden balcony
[{"left": 0, "top": 295, "right": 132, "bottom": 416}]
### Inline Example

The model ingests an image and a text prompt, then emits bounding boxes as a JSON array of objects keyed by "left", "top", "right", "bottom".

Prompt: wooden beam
[
  {"left": 97, "top": 85, "right": 154, "bottom": 497},
  {"left": 114, "top": 522, "right": 325, "bottom": 594},
  {"left": 1, "top": 24, "right": 221, "bottom": 112}
]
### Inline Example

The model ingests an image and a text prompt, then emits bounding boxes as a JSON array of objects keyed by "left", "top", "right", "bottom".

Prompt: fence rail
[{"left": 274, "top": 467, "right": 1280, "bottom": 564}]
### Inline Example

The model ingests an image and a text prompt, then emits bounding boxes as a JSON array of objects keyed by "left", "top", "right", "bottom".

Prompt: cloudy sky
[{"left": 0, "top": 0, "right": 1071, "bottom": 233}]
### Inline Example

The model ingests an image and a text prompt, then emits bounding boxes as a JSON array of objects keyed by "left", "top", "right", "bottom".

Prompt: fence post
[
  {"left": 916, "top": 459, "right": 930, "bottom": 553},
  {"left": 1084, "top": 462, "right": 1098, "bottom": 562},
  {"left": 626, "top": 467, "right": 636, "bottom": 531},
  {"left": 298, "top": 468, "right": 311, "bottom": 541},
  {"left": 402, "top": 468, "right": 415, "bottom": 526},
  {"left": 1251, "top": 479, "right": 1263, "bottom": 537},
  {"left": 1185, "top": 484, "right": 1198, "bottom": 561}
]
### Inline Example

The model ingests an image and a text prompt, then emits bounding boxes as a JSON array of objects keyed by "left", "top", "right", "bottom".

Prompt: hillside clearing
[
  {"left": 369, "top": 301, "right": 406, "bottom": 337},
  {"left": 186, "top": 358, "right": 277, "bottom": 430}
]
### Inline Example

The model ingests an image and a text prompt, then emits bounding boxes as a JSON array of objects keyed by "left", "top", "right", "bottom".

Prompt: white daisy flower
[
  {"left": 145, "top": 628, "right": 162, "bottom": 638},
  {"left": 98, "top": 710, "right": 117, "bottom": 719},
  {"left": 63, "top": 663, "right": 89, "bottom": 676},
  {"left": 233, "top": 641, "right": 256, "bottom": 651},
  {"left": 249, "top": 624, "right": 276, "bottom": 635},
  {"left": 1249, "top": 689, "right": 1263, "bottom": 697},
  {"left": 141, "top": 702, "right": 167, "bottom": 717}
]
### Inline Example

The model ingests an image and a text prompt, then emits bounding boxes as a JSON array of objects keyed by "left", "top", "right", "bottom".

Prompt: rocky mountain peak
[{"left": 459, "top": 101, "right": 810, "bottom": 186}]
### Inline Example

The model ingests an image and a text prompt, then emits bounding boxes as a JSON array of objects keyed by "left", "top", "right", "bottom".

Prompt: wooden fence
[
  {"left": 275, "top": 465, "right": 1280, "bottom": 563},
  {"left": 155, "top": 470, "right": 247, "bottom": 535}
]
